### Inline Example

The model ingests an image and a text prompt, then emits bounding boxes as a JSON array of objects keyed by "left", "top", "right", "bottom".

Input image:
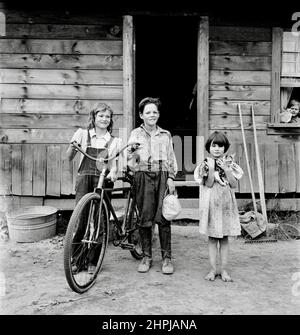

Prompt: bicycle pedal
[{"left": 120, "top": 242, "right": 134, "bottom": 250}]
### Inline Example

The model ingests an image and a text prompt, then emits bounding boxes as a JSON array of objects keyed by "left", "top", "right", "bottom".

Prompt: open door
[{"left": 134, "top": 15, "right": 199, "bottom": 181}]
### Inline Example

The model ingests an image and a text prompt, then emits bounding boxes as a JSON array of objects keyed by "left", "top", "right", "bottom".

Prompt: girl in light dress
[{"left": 194, "top": 131, "right": 243, "bottom": 282}]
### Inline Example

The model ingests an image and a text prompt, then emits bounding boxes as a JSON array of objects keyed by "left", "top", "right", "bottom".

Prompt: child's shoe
[
  {"left": 138, "top": 256, "right": 152, "bottom": 273},
  {"left": 162, "top": 258, "right": 174, "bottom": 275}
]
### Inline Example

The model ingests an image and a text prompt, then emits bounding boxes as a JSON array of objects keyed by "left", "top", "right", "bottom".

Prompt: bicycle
[{"left": 63, "top": 141, "right": 143, "bottom": 293}]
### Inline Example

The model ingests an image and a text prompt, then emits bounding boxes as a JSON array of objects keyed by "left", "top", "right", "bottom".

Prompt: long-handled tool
[
  {"left": 238, "top": 104, "right": 276, "bottom": 242},
  {"left": 251, "top": 104, "right": 268, "bottom": 235},
  {"left": 238, "top": 104, "right": 258, "bottom": 213}
]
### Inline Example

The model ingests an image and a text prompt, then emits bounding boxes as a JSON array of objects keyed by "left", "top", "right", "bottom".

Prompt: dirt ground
[{"left": 0, "top": 223, "right": 300, "bottom": 315}]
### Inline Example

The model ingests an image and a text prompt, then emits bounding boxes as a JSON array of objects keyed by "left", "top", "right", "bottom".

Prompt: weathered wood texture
[
  {"left": 0, "top": 10, "right": 124, "bottom": 197},
  {"left": 1, "top": 140, "right": 298, "bottom": 196},
  {"left": 197, "top": 16, "right": 209, "bottom": 164},
  {"left": 209, "top": 25, "right": 299, "bottom": 196}
]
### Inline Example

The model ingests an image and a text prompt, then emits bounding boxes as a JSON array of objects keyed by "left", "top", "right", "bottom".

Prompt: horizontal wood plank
[
  {"left": 209, "top": 85, "right": 271, "bottom": 100},
  {"left": 0, "top": 39, "right": 123, "bottom": 55},
  {"left": 209, "top": 100, "right": 270, "bottom": 115},
  {"left": 209, "top": 41, "right": 272, "bottom": 55},
  {"left": 0, "top": 84, "right": 122, "bottom": 99},
  {"left": 210, "top": 55, "right": 271, "bottom": 71},
  {"left": 5, "top": 23, "right": 123, "bottom": 39},
  {"left": 0, "top": 54, "right": 122, "bottom": 69},
  {"left": 210, "top": 115, "right": 269, "bottom": 130},
  {"left": 210, "top": 70, "right": 271, "bottom": 86},
  {"left": 0, "top": 69, "right": 123, "bottom": 85},
  {"left": 0, "top": 128, "right": 121, "bottom": 143},
  {"left": 0, "top": 99, "right": 123, "bottom": 114},
  {"left": 210, "top": 26, "right": 272, "bottom": 42},
  {"left": 0, "top": 113, "right": 122, "bottom": 129},
  {"left": 6, "top": 12, "right": 121, "bottom": 25}
]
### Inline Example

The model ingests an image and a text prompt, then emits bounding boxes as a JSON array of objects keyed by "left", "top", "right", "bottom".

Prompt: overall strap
[
  {"left": 105, "top": 135, "right": 115, "bottom": 149},
  {"left": 86, "top": 129, "right": 91, "bottom": 146}
]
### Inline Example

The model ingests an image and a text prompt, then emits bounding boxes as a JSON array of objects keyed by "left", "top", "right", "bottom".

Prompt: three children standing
[{"left": 68, "top": 99, "right": 243, "bottom": 282}]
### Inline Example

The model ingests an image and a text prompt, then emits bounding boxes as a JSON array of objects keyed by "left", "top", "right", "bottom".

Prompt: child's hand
[
  {"left": 128, "top": 142, "right": 141, "bottom": 152},
  {"left": 106, "top": 170, "right": 118, "bottom": 182},
  {"left": 216, "top": 158, "right": 230, "bottom": 171},
  {"left": 167, "top": 178, "right": 175, "bottom": 194}
]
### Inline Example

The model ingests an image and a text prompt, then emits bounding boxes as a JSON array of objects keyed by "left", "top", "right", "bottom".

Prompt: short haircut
[
  {"left": 289, "top": 99, "right": 300, "bottom": 107},
  {"left": 205, "top": 131, "right": 230, "bottom": 153},
  {"left": 87, "top": 102, "right": 114, "bottom": 133},
  {"left": 138, "top": 97, "right": 161, "bottom": 114}
]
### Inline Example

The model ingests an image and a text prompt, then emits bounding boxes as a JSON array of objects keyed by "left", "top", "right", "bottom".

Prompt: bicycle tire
[
  {"left": 127, "top": 201, "right": 143, "bottom": 260},
  {"left": 64, "top": 192, "right": 109, "bottom": 293},
  {"left": 279, "top": 223, "right": 300, "bottom": 240}
]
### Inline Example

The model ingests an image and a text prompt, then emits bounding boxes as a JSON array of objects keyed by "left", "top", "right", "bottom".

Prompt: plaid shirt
[{"left": 127, "top": 124, "right": 178, "bottom": 179}]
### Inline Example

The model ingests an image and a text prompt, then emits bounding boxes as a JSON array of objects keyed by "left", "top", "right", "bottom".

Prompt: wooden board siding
[
  {"left": 209, "top": 25, "right": 299, "bottom": 196},
  {"left": 0, "top": 10, "right": 123, "bottom": 197}
]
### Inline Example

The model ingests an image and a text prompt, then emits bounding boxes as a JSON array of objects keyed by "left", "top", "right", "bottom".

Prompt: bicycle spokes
[{"left": 64, "top": 194, "right": 109, "bottom": 292}]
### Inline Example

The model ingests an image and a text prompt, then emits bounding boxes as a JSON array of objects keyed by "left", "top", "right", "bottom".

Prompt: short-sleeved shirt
[{"left": 70, "top": 128, "right": 122, "bottom": 171}]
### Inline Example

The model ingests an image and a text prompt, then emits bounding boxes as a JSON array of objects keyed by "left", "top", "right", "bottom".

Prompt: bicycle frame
[
  {"left": 71, "top": 140, "right": 140, "bottom": 244},
  {"left": 95, "top": 180, "right": 133, "bottom": 238}
]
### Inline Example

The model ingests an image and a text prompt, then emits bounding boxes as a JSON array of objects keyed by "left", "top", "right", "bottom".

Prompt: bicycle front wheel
[{"left": 64, "top": 192, "right": 109, "bottom": 293}]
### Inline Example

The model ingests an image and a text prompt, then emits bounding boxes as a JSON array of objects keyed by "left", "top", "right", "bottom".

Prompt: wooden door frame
[
  {"left": 122, "top": 15, "right": 135, "bottom": 140},
  {"left": 196, "top": 16, "right": 209, "bottom": 165},
  {"left": 123, "top": 15, "right": 209, "bottom": 182}
]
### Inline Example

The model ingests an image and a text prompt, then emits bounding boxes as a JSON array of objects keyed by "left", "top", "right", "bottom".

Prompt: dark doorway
[{"left": 135, "top": 16, "right": 198, "bottom": 180}]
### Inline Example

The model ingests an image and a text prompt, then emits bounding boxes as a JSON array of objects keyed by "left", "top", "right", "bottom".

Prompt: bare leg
[
  {"left": 205, "top": 237, "right": 218, "bottom": 281},
  {"left": 219, "top": 236, "right": 233, "bottom": 282}
]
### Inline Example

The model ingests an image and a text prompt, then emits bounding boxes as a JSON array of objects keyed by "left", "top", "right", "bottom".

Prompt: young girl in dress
[{"left": 194, "top": 131, "right": 243, "bottom": 282}]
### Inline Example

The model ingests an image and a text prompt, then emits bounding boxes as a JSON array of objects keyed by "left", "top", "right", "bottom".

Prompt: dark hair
[
  {"left": 87, "top": 102, "right": 114, "bottom": 133},
  {"left": 205, "top": 131, "right": 230, "bottom": 153},
  {"left": 288, "top": 99, "right": 300, "bottom": 108},
  {"left": 138, "top": 97, "right": 161, "bottom": 114}
]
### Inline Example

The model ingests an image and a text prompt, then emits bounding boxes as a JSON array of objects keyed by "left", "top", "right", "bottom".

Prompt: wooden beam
[
  {"left": 197, "top": 16, "right": 209, "bottom": 165},
  {"left": 122, "top": 15, "right": 134, "bottom": 141},
  {"left": 271, "top": 27, "right": 282, "bottom": 123}
]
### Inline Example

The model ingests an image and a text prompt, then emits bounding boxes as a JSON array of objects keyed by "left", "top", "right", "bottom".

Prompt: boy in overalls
[{"left": 127, "top": 97, "right": 178, "bottom": 274}]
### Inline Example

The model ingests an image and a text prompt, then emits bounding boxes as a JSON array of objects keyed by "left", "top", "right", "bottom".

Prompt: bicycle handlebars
[{"left": 70, "top": 141, "right": 140, "bottom": 164}]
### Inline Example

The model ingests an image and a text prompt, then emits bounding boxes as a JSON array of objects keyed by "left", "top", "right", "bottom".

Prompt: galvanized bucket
[{"left": 6, "top": 206, "right": 57, "bottom": 242}]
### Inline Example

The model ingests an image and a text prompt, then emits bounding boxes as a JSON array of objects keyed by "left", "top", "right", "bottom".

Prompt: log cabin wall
[
  {"left": 209, "top": 24, "right": 300, "bottom": 201},
  {"left": 0, "top": 10, "right": 123, "bottom": 201}
]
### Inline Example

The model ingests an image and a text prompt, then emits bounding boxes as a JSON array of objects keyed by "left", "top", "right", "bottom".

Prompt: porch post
[
  {"left": 122, "top": 15, "right": 135, "bottom": 139},
  {"left": 196, "top": 16, "right": 209, "bottom": 165}
]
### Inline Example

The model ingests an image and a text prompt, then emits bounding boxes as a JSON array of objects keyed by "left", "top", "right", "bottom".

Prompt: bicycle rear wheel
[
  {"left": 64, "top": 192, "right": 109, "bottom": 293},
  {"left": 126, "top": 200, "right": 143, "bottom": 260}
]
